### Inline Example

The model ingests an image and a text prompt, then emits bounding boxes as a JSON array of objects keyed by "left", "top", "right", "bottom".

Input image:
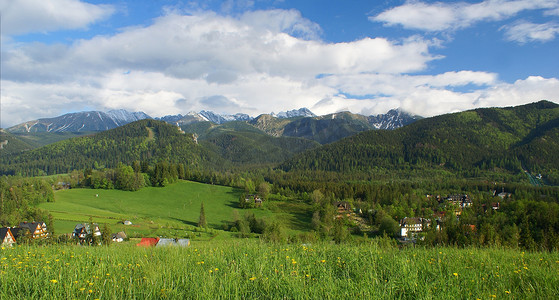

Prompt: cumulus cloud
[
  {"left": 1, "top": 7, "right": 558, "bottom": 128},
  {"left": 501, "top": 21, "right": 559, "bottom": 43},
  {"left": 371, "top": 0, "right": 559, "bottom": 32},
  {"left": 0, "top": 0, "right": 114, "bottom": 36}
]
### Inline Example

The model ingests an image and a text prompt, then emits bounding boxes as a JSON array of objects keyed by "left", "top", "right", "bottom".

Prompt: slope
[
  {"left": 280, "top": 101, "right": 559, "bottom": 180},
  {"left": 0, "top": 119, "right": 224, "bottom": 176}
]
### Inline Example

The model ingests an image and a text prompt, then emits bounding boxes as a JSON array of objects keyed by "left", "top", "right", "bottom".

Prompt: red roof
[{"left": 136, "top": 237, "right": 160, "bottom": 247}]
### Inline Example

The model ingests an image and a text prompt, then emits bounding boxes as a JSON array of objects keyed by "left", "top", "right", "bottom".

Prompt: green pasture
[
  {"left": 40, "top": 180, "right": 312, "bottom": 237},
  {"left": 2, "top": 240, "right": 558, "bottom": 299}
]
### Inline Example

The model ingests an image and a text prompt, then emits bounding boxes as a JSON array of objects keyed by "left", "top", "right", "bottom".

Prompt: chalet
[
  {"left": 111, "top": 231, "right": 127, "bottom": 242},
  {"left": 18, "top": 222, "right": 49, "bottom": 239},
  {"left": 136, "top": 237, "right": 160, "bottom": 247},
  {"left": 72, "top": 223, "right": 102, "bottom": 241},
  {"left": 400, "top": 217, "right": 431, "bottom": 239},
  {"left": 0, "top": 227, "right": 16, "bottom": 247}
]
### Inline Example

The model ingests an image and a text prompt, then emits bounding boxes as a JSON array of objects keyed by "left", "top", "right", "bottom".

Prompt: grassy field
[
  {"left": 39, "top": 180, "right": 312, "bottom": 237},
  {"left": 1, "top": 240, "right": 558, "bottom": 299}
]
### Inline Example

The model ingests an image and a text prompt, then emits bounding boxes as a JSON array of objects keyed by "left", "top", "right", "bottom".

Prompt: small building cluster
[
  {"left": 0, "top": 222, "right": 50, "bottom": 247},
  {"left": 136, "top": 237, "right": 190, "bottom": 247},
  {"left": 399, "top": 217, "right": 437, "bottom": 240},
  {"left": 244, "top": 194, "right": 263, "bottom": 206}
]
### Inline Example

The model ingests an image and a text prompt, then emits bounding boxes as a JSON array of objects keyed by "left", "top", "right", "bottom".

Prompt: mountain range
[
  {"left": 1, "top": 100, "right": 557, "bottom": 184},
  {"left": 3, "top": 108, "right": 422, "bottom": 152}
]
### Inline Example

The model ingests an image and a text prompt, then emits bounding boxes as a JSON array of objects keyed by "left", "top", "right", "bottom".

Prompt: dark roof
[
  {"left": 111, "top": 231, "right": 127, "bottom": 239},
  {"left": 18, "top": 222, "right": 42, "bottom": 231},
  {"left": 10, "top": 227, "right": 29, "bottom": 238},
  {"left": 0, "top": 227, "right": 13, "bottom": 240}
]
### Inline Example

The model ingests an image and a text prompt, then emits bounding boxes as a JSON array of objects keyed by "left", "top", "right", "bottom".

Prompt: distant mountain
[
  {"left": 273, "top": 108, "right": 316, "bottom": 119},
  {"left": 281, "top": 100, "right": 559, "bottom": 177},
  {"left": 0, "top": 119, "right": 319, "bottom": 176},
  {"left": 368, "top": 109, "right": 422, "bottom": 130},
  {"left": 0, "top": 119, "right": 220, "bottom": 176},
  {"left": 6, "top": 107, "right": 422, "bottom": 148},
  {"left": 7, "top": 110, "right": 150, "bottom": 133},
  {"left": 249, "top": 110, "right": 417, "bottom": 144},
  {"left": 199, "top": 111, "right": 252, "bottom": 124}
]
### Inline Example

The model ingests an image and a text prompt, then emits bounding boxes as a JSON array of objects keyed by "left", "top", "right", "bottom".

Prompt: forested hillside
[
  {"left": 281, "top": 101, "right": 559, "bottom": 183},
  {"left": 0, "top": 120, "right": 223, "bottom": 176}
]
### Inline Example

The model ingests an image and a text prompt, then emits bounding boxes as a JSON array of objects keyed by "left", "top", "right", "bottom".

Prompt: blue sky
[{"left": 1, "top": 0, "right": 559, "bottom": 127}]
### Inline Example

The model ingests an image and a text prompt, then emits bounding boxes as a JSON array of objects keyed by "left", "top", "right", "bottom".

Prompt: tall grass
[{"left": 1, "top": 240, "right": 558, "bottom": 299}]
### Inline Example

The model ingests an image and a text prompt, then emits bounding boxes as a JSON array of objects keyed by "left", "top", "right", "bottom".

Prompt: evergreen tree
[
  {"left": 101, "top": 223, "right": 112, "bottom": 246},
  {"left": 198, "top": 202, "right": 207, "bottom": 228}
]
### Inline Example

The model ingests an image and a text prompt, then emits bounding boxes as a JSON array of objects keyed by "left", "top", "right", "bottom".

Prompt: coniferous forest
[{"left": 1, "top": 101, "right": 559, "bottom": 250}]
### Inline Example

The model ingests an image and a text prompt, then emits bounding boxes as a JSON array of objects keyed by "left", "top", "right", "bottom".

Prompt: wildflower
[
  {"left": 505, "top": 291, "right": 511, "bottom": 294},
  {"left": 88, "top": 289, "right": 93, "bottom": 293},
  {"left": 50, "top": 279, "right": 58, "bottom": 284},
  {"left": 249, "top": 276, "right": 256, "bottom": 281},
  {"left": 453, "top": 273, "right": 458, "bottom": 277},
  {"left": 79, "top": 288, "right": 85, "bottom": 291},
  {"left": 320, "top": 260, "right": 326, "bottom": 263}
]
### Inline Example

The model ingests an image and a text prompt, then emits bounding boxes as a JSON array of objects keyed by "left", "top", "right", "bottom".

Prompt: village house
[
  {"left": 400, "top": 217, "right": 432, "bottom": 240},
  {"left": 18, "top": 222, "right": 49, "bottom": 239},
  {"left": 445, "top": 194, "right": 472, "bottom": 209},
  {"left": 0, "top": 227, "right": 16, "bottom": 247},
  {"left": 72, "top": 223, "right": 102, "bottom": 243},
  {"left": 245, "top": 194, "right": 263, "bottom": 206},
  {"left": 111, "top": 231, "right": 127, "bottom": 243}
]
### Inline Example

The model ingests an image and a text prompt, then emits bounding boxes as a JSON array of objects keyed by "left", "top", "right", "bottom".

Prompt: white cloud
[
  {"left": 502, "top": 21, "right": 559, "bottom": 43},
  {"left": 1, "top": 7, "right": 558, "bottom": 128},
  {"left": 0, "top": 0, "right": 114, "bottom": 36},
  {"left": 371, "top": 0, "right": 559, "bottom": 32}
]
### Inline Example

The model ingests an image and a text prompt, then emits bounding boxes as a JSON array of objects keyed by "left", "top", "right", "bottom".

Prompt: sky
[{"left": 1, "top": 0, "right": 559, "bottom": 127}]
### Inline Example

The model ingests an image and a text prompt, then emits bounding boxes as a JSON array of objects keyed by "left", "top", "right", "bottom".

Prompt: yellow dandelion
[
  {"left": 453, "top": 273, "right": 458, "bottom": 277},
  {"left": 79, "top": 288, "right": 85, "bottom": 291},
  {"left": 320, "top": 259, "right": 326, "bottom": 263},
  {"left": 88, "top": 289, "right": 93, "bottom": 293},
  {"left": 505, "top": 290, "right": 511, "bottom": 294},
  {"left": 50, "top": 279, "right": 58, "bottom": 284},
  {"left": 214, "top": 268, "right": 219, "bottom": 271},
  {"left": 249, "top": 276, "right": 256, "bottom": 281}
]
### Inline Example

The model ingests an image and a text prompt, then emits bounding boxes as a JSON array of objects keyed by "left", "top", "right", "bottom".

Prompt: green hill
[
  {"left": 0, "top": 130, "right": 35, "bottom": 154},
  {"left": 0, "top": 119, "right": 223, "bottom": 176},
  {"left": 280, "top": 101, "right": 559, "bottom": 182},
  {"left": 39, "top": 180, "right": 312, "bottom": 236}
]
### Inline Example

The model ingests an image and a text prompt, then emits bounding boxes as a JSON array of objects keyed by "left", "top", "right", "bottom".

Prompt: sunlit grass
[{"left": 2, "top": 241, "right": 558, "bottom": 299}]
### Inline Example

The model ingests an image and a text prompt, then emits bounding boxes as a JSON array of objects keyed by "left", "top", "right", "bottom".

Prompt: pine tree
[{"left": 198, "top": 202, "right": 207, "bottom": 228}]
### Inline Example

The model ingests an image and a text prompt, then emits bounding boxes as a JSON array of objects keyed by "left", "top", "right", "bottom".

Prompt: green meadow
[
  {"left": 39, "top": 180, "right": 312, "bottom": 238},
  {"left": 2, "top": 240, "right": 558, "bottom": 299}
]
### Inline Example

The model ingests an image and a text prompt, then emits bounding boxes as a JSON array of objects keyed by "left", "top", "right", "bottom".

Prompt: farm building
[
  {"left": 137, "top": 237, "right": 160, "bottom": 247},
  {"left": 0, "top": 227, "right": 16, "bottom": 247},
  {"left": 156, "top": 238, "right": 190, "bottom": 247},
  {"left": 111, "top": 231, "right": 127, "bottom": 242}
]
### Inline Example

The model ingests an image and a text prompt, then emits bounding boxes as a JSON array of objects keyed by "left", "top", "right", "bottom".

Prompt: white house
[{"left": 400, "top": 217, "right": 431, "bottom": 239}]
